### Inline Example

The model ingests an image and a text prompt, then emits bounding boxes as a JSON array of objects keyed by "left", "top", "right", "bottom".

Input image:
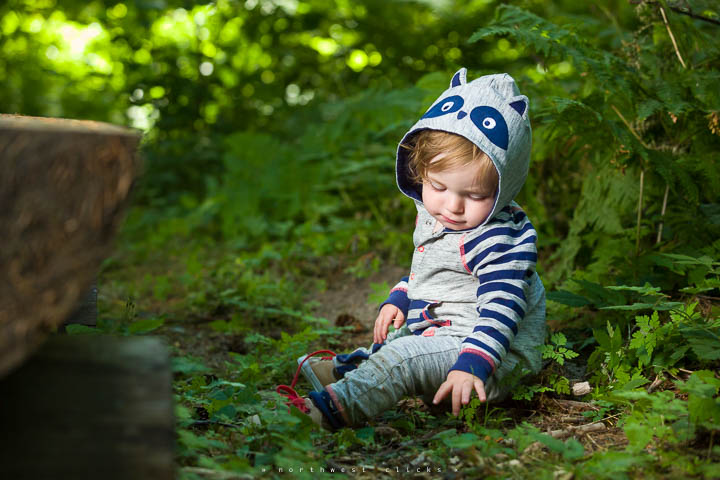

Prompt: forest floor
[{"left": 96, "top": 250, "right": 716, "bottom": 479}]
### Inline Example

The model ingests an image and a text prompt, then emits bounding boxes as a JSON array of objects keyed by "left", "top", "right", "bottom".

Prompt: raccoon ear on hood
[
  {"left": 395, "top": 69, "right": 532, "bottom": 227},
  {"left": 509, "top": 97, "right": 528, "bottom": 117},
  {"left": 450, "top": 68, "right": 467, "bottom": 88}
]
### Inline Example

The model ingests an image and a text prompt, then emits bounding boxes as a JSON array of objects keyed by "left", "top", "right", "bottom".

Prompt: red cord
[{"left": 276, "top": 349, "right": 337, "bottom": 413}]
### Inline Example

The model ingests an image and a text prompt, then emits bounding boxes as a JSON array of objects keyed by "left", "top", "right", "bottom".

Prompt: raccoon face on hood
[{"left": 396, "top": 68, "right": 532, "bottom": 227}]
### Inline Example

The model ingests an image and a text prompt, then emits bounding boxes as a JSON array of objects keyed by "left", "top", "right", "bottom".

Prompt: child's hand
[
  {"left": 432, "top": 370, "right": 486, "bottom": 416},
  {"left": 373, "top": 304, "right": 405, "bottom": 344}
]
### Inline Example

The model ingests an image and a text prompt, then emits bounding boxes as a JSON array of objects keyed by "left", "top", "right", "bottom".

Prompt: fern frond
[{"left": 470, "top": 5, "right": 629, "bottom": 88}]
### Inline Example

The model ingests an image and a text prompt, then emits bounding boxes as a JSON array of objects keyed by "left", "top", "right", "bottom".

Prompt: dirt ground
[{"left": 308, "top": 264, "right": 408, "bottom": 349}]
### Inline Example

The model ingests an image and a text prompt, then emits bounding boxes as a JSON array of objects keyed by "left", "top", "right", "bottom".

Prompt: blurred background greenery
[
  {"left": 4, "top": 0, "right": 719, "bottom": 350},
  {"left": 3, "top": 0, "right": 720, "bottom": 341}
]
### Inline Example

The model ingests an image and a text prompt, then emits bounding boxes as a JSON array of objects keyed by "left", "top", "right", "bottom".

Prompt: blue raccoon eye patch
[
  {"left": 470, "top": 106, "right": 509, "bottom": 150},
  {"left": 421, "top": 95, "right": 464, "bottom": 119}
]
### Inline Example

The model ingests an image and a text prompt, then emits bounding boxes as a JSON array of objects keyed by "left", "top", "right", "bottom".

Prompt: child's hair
[{"left": 405, "top": 130, "right": 499, "bottom": 193}]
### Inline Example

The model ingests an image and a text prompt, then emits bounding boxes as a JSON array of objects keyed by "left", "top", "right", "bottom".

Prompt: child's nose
[{"left": 447, "top": 195, "right": 464, "bottom": 213}]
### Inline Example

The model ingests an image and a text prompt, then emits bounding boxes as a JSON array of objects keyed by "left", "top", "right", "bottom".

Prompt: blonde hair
[{"left": 405, "top": 130, "right": 498, "bottom": 193}]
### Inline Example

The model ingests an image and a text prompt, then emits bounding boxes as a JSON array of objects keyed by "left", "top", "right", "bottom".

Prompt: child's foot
[
  {"left": 274, "top": 383, "right": 332, "bottom": 430},
  {"left": 297, "top": 350, "right": 339, "bottom": 391},
  {"left": 276, "top": 385, "right": 344, "bottom": 430}
]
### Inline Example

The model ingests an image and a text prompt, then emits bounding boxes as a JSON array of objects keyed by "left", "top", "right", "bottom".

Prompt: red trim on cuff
[{"left": 459, "top": 348, "right": 496, "bottom": 372}]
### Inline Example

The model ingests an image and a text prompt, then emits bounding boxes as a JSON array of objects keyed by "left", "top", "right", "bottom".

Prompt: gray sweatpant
[
  {"left": 326, "top": 327, "right": 521, "bottom": 426},
  {"left": 326, "top": 273, "right": 546, "bottom": 426}
]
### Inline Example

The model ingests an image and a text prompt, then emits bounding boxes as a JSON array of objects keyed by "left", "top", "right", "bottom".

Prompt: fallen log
[{"left": 0, "top": 115, "right": 140, "bottom": 378}]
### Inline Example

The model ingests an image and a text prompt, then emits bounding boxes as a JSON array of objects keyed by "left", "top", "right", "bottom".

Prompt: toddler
[{"left": 280, "top": 68, "right": 546, "bottom": 429}]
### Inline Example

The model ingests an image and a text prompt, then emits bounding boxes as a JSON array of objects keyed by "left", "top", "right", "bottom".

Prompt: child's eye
[
  {"left": 469, "top": 193, "right": 489, "bottom": 200},
  {"left": 428, "top": 181, "right": 445, "bottom": 191}
]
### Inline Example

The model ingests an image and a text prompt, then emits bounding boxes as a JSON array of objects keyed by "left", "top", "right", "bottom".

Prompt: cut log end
[{"left": 0, "top": 115, "right": 141, "bottom": 379}]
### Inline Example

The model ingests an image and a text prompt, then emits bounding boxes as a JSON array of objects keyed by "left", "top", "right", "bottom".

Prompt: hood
[{"left": 396, "top": 68, "right": 532, "bottom": 226}]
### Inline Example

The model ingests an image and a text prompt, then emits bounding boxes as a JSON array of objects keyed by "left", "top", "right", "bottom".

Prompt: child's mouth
[{"left": 441, "top": 215, "right": 462, "bottom": 224}]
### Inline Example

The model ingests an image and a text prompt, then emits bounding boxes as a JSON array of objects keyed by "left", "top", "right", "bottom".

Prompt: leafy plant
[{"left": 541, "top": 332, "right": 580, "bottom": 366}]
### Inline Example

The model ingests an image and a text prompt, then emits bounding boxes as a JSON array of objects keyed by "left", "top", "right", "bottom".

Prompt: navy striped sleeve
[
  {"left": 450, "top": 212, "right": 537, "bottom": 382},
  {"left": 380, "top": 276, "right": 410, "bottom": 317}
]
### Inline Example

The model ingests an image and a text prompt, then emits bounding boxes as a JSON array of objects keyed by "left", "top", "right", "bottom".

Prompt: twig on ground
[
  {"left": 586, "top": 433, "right": 604, "bottom": 451},
  {"left": 181, "top": 467, "right": 252, "bottom": 479},
  {"left": 599, "top": 412, "right": 623, "bottom": 424},
  {"left": 523, "top": 422, "right": 607, "bottom": 454},
  {"left": 647, "top": 373, "right": 665, "bottom": 393},
  {"left": 548, "top": 421, "right": 607, "bottom": 440},
  {"left": 552, "top": 398, "right": 601, "bottom": 412},
  {"left": 191, "top": 420, "right": 242, "bottom": 429},
  {"left": 558, "top": 415, "right": 587, "bottom": 424},
  {"left": 326, "top": 459, "right": 346, "bottom": 471}
]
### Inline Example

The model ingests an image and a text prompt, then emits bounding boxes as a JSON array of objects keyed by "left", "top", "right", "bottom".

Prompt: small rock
[{"left": 572, "top": 381, "right": 591, "bottom": 396}]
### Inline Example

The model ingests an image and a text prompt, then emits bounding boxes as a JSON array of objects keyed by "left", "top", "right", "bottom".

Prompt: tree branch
[
  {"left": 659, "top": 5, "right": 687, "bottom": 68},
  {"left": 629, "top": 0, "right": 720, "bottom": 26}
]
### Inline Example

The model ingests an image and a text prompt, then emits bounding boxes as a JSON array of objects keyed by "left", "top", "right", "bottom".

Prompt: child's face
[{"left": 421, "top": 162, "right": 495, "bottom": 230}]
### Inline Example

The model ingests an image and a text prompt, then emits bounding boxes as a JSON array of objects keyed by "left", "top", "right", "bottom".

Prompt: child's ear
[{"left": 450, "top": 68, "right": 467, "bottom": 88}]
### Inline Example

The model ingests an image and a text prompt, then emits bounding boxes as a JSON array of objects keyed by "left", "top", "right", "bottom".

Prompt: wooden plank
[{"left": 0, "top": 335, "right": 175, "bottom": 480}]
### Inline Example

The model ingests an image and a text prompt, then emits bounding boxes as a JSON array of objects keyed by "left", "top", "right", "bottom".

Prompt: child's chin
[{"left": 443, "top": 222, "right": 466, "bottom": 230}]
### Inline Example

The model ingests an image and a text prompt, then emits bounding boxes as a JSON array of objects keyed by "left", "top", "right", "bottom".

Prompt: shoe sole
[{"left": 297, "top": 354, "right": 326, "bottom": 392}]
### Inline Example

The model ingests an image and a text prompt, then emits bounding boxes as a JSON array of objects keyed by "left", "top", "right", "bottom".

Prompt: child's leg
[
  {"left": 326, "top": 334, "right": 463, "bottom": 426},
  {"left": 330, "top": 325, "right": 413, "bottom": 377}
]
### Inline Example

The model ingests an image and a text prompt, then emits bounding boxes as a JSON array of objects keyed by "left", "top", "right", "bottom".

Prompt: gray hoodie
[{"left": 382, "top": 69, "right": 546, "bottom": 382}]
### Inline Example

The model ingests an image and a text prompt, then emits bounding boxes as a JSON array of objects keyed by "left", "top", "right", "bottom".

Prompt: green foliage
[
  {"left": 679, "top": 370, "right": 720, "bottom": 431},
  {"left": 513, "top": 332, "right": 578, "bottom": 402},
  {"left": 368, "top": 281, "right": 391, "bottom": 306},
  {"left": 587, "top": 291, "right": 719, "bottom": 390},
  {"left": 541, "top": 332, "right": 579, "bottom": 366},
  {"left": 473, "top": 3, "right": 720, "bottom": 287},
  {"left": 613, "top": 389, "right": 692, "bottom": 452},
  {"left": 460, "top": 397, "right": 512, "bottom": 431}
]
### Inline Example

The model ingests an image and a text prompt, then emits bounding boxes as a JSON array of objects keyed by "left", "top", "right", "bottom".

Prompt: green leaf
[
  {"left": 368, "top": 281, "right": 391, "bottom": 305},
  {"left": 128, "top": 316, "right": 165, "bottom": 334},
  {"left": 173, "top": 355, "right": 209, "bottom": 375},
  {"left": 618, "top": 373, "right": 649, "bottom": 391},
  {"left": 700, "top": 203, "right": 720, "bottom": 226},
  {"left": 546, "top": 290, "right": 591, "bottom": 307},
  {"left": 214, "top": 404, "right": 238, "bottom": 420},
  {"left": 441, "top": 432, "right": 481, "bottom": 449},
  {"left": 65, "top": 324, "right": 101, "bottom": 335},
  {"left": 679, "top": 371, "right": 720, "bottom": 427},
  {"left": 624, "top": 417, "right": 653, "bottom": 453},
  {"left": 682, "top": 329, "right": 720, "bottom": 361},
  {"left": 602, "top": 301, "right": 683, "bottom": 311},
  {"left": 606, "top": 283, "right": 662, "bottom": 295},
  {"left": 562, "top": 438, "right": 585, "bottom": 461},
  {"left": 530, "top": 432, "right": 566, "bottom": 454},
  {"left": 356, "top": 426, "right": 375, "bottom": 443}
]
